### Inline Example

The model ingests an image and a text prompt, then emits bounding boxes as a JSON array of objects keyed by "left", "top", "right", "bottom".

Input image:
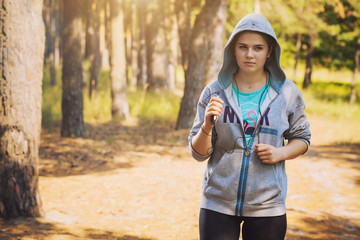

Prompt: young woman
[{"left": 189, "top": 13, "right": 311, "bottom": 240}]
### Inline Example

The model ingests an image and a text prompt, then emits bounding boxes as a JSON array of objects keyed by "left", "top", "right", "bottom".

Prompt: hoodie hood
[{"left": 218, "top": 13, "right": 286, "bottom": 92}]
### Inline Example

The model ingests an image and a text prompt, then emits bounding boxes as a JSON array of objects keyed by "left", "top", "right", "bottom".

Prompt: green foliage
[
  {"left": 42, "top": 64, "right": 62, "bottom": 128},
  {"left": 42, "top": 65, "right": 181, "bottom": 128},
  {"left": 300, "top": 79, "right": 360, "bottom": 119},
  {"left": 279, "top": 38, "right": 297, "bottom": 69},
  {"left": 128, "top": 89, "right": 180, "bottom": 126},
  {"left": 226, "top": 0, "right": 257, "bottom": 38},
  {"left": 43, "top": 65, "right": 359, "bottom": 130},
  {"left": 315, "top": 0, "right": 360, "bottom": 70},
  {"left": 83, "top": 71, "right": 112, "bottom": 123},
  {"left": 42, "top": 51, "right": 359, "bottom": 131}
]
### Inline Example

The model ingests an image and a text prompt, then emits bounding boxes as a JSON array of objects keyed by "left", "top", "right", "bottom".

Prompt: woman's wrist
[{"left": 201, "top": 123, "right": 213, "bottom": 136}]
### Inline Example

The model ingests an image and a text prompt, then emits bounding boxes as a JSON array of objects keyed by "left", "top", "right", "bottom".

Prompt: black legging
[{"left": 199, "top": 208, "right": 287, "bottom": 240}]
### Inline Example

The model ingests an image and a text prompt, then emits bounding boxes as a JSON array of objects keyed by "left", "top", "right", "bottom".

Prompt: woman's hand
[
  {"left": 255, "top": 144, "right": 283, "bottom": 164},
  {"left": 204, "top": 96, "right": 224, "bottom": 130},
  {"left": 190, "top": 96, "right": 224, "bottom": 157},
  {"left": 255, "top": 140, "right": 308, "bottom": 164}
]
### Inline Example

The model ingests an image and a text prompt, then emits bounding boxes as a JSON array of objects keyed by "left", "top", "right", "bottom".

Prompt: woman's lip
[{"left": 244, "top": 62, "right": 255, "bottom": 65}]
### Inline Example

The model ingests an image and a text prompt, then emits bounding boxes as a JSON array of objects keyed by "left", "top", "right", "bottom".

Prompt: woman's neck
[{"left": 233, "top": 70, "right": 267, "bottom": 93}]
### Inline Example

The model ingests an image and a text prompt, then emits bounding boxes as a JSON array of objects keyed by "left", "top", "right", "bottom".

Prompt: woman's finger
[{"left": 211, "top": 96, "right": 224, "bottom": 104}]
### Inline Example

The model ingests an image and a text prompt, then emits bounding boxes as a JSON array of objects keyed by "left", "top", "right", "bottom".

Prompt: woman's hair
[
  {"left": 230, "top": 31, "right": 277, "bottom": 75},
  {"left": 260, "top": 32, "right": 277, "bottom": 75}
]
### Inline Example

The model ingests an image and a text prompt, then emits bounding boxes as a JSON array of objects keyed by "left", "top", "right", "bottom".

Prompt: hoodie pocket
[
  {"left": 204, "top": 151, "right": 242, "bottom": 202},
  {"left": 244, "top": 158, "right": 285, "bottom": 206}
]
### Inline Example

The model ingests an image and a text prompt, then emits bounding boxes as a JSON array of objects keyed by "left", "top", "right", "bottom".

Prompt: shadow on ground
[
  {"left": 287, "top": 213, "right": 360, "bottom": 239},
  {"left": 39, "top": 121, "right": 189, "bottom": 177},
  {"left": 307, "top": 143, "right": 360, "bottom": 166},
  {"left": 306, "top": 143, "right": 360, "bottom": 187},
  {"left": 0, "top": 218, "right": 156, "bottom": 240}
]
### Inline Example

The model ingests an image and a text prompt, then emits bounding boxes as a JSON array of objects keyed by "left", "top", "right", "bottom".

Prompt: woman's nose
[{"left": 246, "top": 49, "right": 254, "bottom": 58}]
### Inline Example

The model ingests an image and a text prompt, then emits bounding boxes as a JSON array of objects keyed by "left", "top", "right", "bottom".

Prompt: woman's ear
[{"left": 267, "top": 46, "right": 273, "bottom": 58}]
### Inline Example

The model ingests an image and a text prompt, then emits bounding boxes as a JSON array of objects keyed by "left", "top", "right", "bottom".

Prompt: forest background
[
  {"left": 0, "top": 0, "right": 360, "bottom": 239},
  {"left": 41, "top": 0, "right": 360, "bottom": 131}
]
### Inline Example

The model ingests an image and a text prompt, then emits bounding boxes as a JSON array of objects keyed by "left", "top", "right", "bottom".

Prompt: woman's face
[{"left": 234, "top": 31, "right": 271, "bottom": 75}]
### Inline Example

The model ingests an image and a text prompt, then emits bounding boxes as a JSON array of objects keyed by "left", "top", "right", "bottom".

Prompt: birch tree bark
[
  {"left": 129, "top": 0, "right": 138, "bottom": 90},
  {"left": 109, "top": 0, "right": 130, "bottom": 120},
  {"left": 99, "top": 0, "right": 110, "bottom": 70},
  {"left": 137, "top": 0, "right": 147, "bottom": 89},
  {"left": 164, "top": 0, "right": 178, "bottom": 91},
  {"left": 145, "top": 0, "right": 169, "bottom": 90}
]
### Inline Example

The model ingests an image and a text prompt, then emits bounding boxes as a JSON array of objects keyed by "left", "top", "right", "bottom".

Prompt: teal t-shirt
[{"left": 232, "top": 79, "right": 270, "bottom": 144}]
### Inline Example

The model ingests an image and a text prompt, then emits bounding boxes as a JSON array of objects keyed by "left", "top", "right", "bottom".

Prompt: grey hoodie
[{"left": 189, "top": 13, "right": 311, "bottom": 217}]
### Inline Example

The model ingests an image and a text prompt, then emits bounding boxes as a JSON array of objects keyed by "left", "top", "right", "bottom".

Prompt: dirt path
[{"left": 0, "top": 120, "right": 359, "bottom": 239}]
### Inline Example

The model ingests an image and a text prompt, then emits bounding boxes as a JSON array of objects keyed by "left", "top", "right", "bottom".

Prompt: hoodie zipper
[
  {"left": 221, "top": 84, "right": 254, "bottom": 217},
  {"left": 234, "top": 96, "right": 279, "bottom": 216},
  {"left": 235, "top": 131, "right": 257, "bottom": 216},
  {"left": 219, "top": 82, "right": 280, "bottom": 216}
]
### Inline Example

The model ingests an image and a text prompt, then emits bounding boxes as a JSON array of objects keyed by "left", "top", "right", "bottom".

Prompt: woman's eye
[
  {"left": 239, "top": 46, "right": 247, "bottom": 49},
  {"left": 255, "top": 47, "right": 263, "bottom": 50}
]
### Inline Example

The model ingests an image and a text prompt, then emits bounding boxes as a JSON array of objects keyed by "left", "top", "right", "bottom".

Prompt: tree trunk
[
  {"left": 61, "top": 0, "right": 86, "bottom": 137},
  {"left": 302, "top": 34, "right": 315, "bottom": 89},
  {"left": 48, "top": 0, "right": 56, "bottom": 86},
  {"left": 145, "top": 0, "right": 169, "bottom": 90},
  {"left": 84, "top": 0, "right": 92, "bottom": 60},
  {"left": 124, "top": 0, "right": 131, "bottom": 87},
  {"left": 59, "top": 0, "right": 63, "bottom": 66},
  {"left": 80, "top": 0, "right": 90, "bottom": 89},
  {"left": 204, "top": 0, "right": 226, "bottom": 86},
  {"left": 89, "top": 0, "right": 101, "bottom": 98},
  {"left": 0, "top": 0, "right": 44, "bottom": 219},
  {"left": 254, "top": 0, "right": 261, "bottom": 14},
  {"left": 176, "top": 0, "right": 227, "bottom": 129},
  {"left": 293, "top": 33, "right": 301, "bottom": 83},
  {"left": 43, "top": 0, "right": 50, "bottom": 60},
  {"left": 164, "top": 0, "right": 178, "bottom": 91},
  {"left": 54, "top": 0, "right": 60, "bottom": 67},
  {"left": 130, "top": 0, "right": 139, "bottom": 90},
  {"left": 137, "top": 0, "right": 147, "bottom": 89},
  {"left": 87, "top": 0, "right": 95, "bottom": 89},
  {"left": 43, "top": 0, "right": 56, "bottom": 85},
  {"left": 350, "top": 38, "right": 359, "bottom": 105},
  {"left": 99, "top": 0, "right": 110, "bottom": 70},
  {"left": 109, "top": 0, "right": 130, "bottom": 120},
  {"left": 175, "top": 0, "right": 191, "bottom": 72}
]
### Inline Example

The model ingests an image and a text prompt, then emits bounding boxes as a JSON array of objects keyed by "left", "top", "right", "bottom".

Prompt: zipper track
[{"left": 235, "top": 128, "right": 257, "bottom": 216}]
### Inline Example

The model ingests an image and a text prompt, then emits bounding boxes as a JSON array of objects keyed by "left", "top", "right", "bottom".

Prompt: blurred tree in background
[
  {"left": 61, "top": 0, "right": 86, "bottom": 137},
  {"left": 108, "top": 0, "right": 130, "bottom": 120},
  {"left": 39, "top": 0, "right": 360, "bottom": 132},
  {"left": 176, "top": 0, "right": 227, "bottom": 129},
  {"left": 317, "top": 0, "right": 360, "bottom": 104}
]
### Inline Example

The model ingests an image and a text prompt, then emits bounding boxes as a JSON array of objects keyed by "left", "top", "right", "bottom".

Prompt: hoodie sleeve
[
  {"left": 283, "top": 83, "right": 311, "bottom": 152},
  {"left": 188, "top": 87, "right": 213, "bottom": 162}
]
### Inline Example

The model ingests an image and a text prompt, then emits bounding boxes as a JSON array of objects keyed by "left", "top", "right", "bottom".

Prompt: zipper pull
[{"left": 245, "top": 145, "right": 250, "bottom": 157}]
